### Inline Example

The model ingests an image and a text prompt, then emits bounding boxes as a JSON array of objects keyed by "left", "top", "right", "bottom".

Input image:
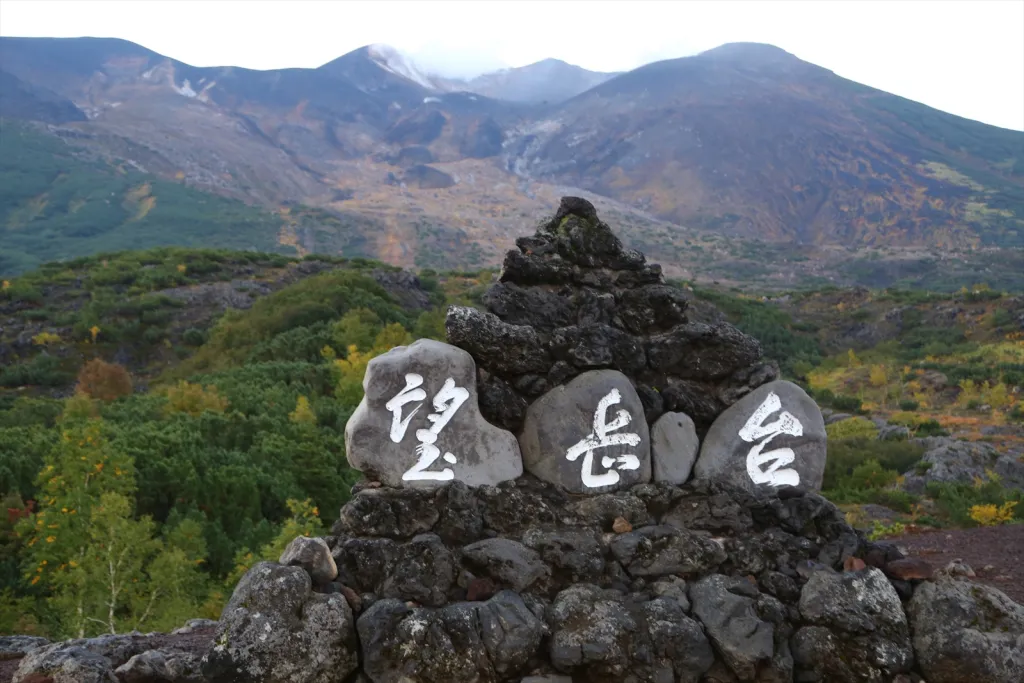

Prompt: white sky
[{"left": 1, "top": 0, "right": 1022, "bottom": 131}]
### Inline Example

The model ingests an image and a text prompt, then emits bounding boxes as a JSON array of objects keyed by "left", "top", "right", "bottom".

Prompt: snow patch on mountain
[{"left": 367, "top": 44, "right": 439, "bottom": 90}]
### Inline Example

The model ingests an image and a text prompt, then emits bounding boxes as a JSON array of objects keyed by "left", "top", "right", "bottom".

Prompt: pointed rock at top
[
  {"left": 547, "top": 196, "right": 600, "bottom": 226},
  {"left": 447, "top": 196, "right": 778, "bottom": 437},
  {"left": 344, "top": 338, "right": 523, "bottom": 488}
]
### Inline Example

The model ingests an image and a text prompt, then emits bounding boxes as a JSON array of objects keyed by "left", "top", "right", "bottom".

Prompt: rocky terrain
[
  {"left": 4, "top": 198, "right": 1022, "bottom": 683},
  {"left": 5, "top": 476, "right": 1022, "bottom": 682}
]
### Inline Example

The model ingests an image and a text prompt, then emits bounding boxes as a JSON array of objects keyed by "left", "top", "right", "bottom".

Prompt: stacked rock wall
[
  {"left": 446, "top": 196, "right": 778, "bottom": 436},
  {"left": 191, "top": 478, "right": 1024, "bottom": 683}
]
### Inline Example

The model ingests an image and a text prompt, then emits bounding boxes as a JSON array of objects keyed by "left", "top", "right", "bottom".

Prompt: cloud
[{"left": 407, "top": 42, "right": 511, "bottom": 80}]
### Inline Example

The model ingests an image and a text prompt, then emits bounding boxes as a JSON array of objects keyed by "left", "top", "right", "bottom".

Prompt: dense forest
[{"left": 1, "top": 248, "right": 1022, "bottom": 637}]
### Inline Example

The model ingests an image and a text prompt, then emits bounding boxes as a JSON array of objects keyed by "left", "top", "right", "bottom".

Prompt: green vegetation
[
  {"left": 683, "top": 283, "right": 822, "bottom": 375},
  {"left": 0, "top": 249, "right": 450, "bottom": 637},
  {"left": 694, "top": 281, "right": 1024, "bottom": 534},
  {"left": 2, "top": 252, "right": 1022, "bottom": 637},
  {"left": 0, "top": 120, "right": 297, "bottom": 276}
]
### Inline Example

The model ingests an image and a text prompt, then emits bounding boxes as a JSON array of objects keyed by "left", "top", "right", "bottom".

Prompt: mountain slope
[
  {"left": 460, "top": 58, "right": 617, "bottom": 104},
  {"left": 0, "top": 120, "right": 299, "bottom": 275},
  {"left": 504, "top": 43, "right": 1024, "bottom": 248},
  {"left": 1, "top": 37, "right": 1022, "bottom": 287}
]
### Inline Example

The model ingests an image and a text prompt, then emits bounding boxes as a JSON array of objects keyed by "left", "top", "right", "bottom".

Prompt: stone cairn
[{"left": 11, "top": 198, "right": 1024, "bottom": 683}]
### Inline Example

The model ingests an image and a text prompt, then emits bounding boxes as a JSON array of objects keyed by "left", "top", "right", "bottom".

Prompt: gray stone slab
[
  {"left": 651, "top": 411, "right": 699, "bottom": 485},
  {"left": 345, "top": 338, "right": 522, "bottom": 488},
  {"left": 518, "top": 369, "right": 651, "bottom": 494},
  {"left": 693, "top": 380, "right": 826, "bottom": 493}
]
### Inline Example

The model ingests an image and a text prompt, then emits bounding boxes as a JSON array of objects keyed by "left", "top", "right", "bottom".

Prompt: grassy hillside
[{"left": 0, "top": 120, "right": 298, "bottom": 276}]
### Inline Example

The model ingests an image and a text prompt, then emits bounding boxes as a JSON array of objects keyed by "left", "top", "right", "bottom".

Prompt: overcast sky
[{"left": 2, "top": 0, "right": 1023, "bottom": 130}]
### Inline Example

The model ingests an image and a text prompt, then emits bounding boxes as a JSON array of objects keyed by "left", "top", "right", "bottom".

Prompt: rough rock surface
[
  {"left": 9, "top": 477, "right": 1024, "bottom": 683},
  {"left": 115, "top": 649, "right": 205, "bottom": 683},
  {"left": 901, "top": 437, "right": 1024, "bottom": 493},
  {"left": 519, "top": 369, "right": 651, "bottom": 493},
  {"left": 345, "top": 338, "right": 523, "bottom": 488},
  {"left": 279, "top": 535, "right": 338, "bottom": 585},
  {"left": 907, "top": 577, "right": 1024, "bottom": 683},
  {"left": 694, "top": 380, "right": 827, "bottom": 493},
  {"left": 0, "top": 636, "right": 49, "bottom": 660},
  {"left": 445, "top": 196, "right": 777, "bottom": 435},
  {"left": 13, "top": 644, "right": 119, "bottom": 683},
  {"left": 651, "top": 411, "right": 700, "bottom": 484},
  {"left": 794, "top": 567, "right": 914, "bottom": 681},
  {"left": 12, "top": 634, "right": 161, "bottom": 683},
  {"left": 201, "top": 561, "right": 358, "bottom": 683}
]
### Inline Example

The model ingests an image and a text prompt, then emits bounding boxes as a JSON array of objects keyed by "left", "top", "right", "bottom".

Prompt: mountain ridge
[{"left": 1, "top": 35, "right": 1022, "bottom": 286}]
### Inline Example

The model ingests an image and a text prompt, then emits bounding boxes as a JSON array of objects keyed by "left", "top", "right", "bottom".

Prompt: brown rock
[
  {"left": 844, "top": 556, "right": 867, "bottom": 572},
  {"left": 884, "top": 557, "right": 933, "bottom": 581},
  {"left": 339, "top": 584, "right": 363, "bottom": 613},
  {"left": 612, "top": 516, "right": 633, "bottom": 534},
  {"left": 467, "top": 577, "right": 497, "bottom": 601}
]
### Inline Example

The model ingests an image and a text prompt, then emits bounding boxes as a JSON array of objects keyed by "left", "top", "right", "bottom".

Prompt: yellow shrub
[
  {"left": 164, "top": 381, "right": 230, "bottom": 416},
  {"left": 825, "top": 417, "right": 878, "bottom": 441},
  {"left": 969, "top": 501, "right": 1018, "bottom": 526},
  {"left": 289, "top": 395, "right": 317, "bottom": 426},
  {"left": 32, "top": 331, "right": 61, "bottom": 346}
]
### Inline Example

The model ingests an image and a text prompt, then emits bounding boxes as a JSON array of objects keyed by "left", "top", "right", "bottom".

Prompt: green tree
[
  {"left": 225, "top": 498, "right": 324, "bottom": 588},
  {"left": 413, "top": 307, "right": 448, "bottom": 341},
  {"left": 16, "top": 416, "right": 208, "bottom": 637},
  {"left": 332, "top": 307, "right": 383, "bottom": 351}
]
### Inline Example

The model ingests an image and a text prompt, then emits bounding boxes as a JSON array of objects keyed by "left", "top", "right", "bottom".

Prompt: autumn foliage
[{"left": 75, "top": 358, "right": 133, "bottom": 402}]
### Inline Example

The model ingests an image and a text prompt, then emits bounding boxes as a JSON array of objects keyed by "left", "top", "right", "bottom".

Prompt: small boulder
[
  {"left": 518, "top": 369, "right": 651, "bottom": 494},
  {"left": 202, "top": 561, "right": 358, "bottom": 683},
  {"left": 379, "top": 533, "right": 455, "bottom": 607},
  {"left": 114, "top": 649, "right": 204, "bottom": 683},
  {"left": 548, "top": 584, "right": 635, "bottom": 679},
  {"left": 794, "top": 567, "right": 914, "bottom": 681},
  {"left": 694, "top": 380, "right": 827, "bottom": 493},
  {"left": 344, "top": 338, "right": 523, "bottom": 488},
  {"left": 651, "top": 411, "right": 700, "bottom": 485},
  {"left": 884, "top": 557, "right": 933, "bottom": 581},
  {"left": 689, "top": 574, "right": 776, "bottom": 681},
  {"left": 358, "top": 591, "right": 543, "bottom": 682},
  {"left": 279, "top": 536, "right": 338, "bottom": 585},
  {"left": 461, "top": 538, "right": 548, "bottom": 592},
  {"left": 907, "top": 577, "right": 1024, "bottom": 683},
  {"left": 0, "top": 636, "right": 49, "bottom": 661},
  {"left": 521, "top": 528, "right": 606, "bottom": 583},
  {"left": 609, "top": 525, "right": 727, "bottom": 578},
  {"left": 13, "top": 644, "right": 117, "bottom": 683}
]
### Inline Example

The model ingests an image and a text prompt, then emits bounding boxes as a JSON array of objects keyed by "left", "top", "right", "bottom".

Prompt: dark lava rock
[{"left": 445, "top": 196, "right": 775, "bottom": 434}]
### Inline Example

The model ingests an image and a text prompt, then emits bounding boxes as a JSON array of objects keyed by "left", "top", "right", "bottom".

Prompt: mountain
[
  {"left": 0, "top": 69, "right": 86, "bottom": 124},
  {"left": 1, "top": 37, "right": 1023, "bottom": 288},
  {"left": 506, "top": 43, "right": 1024, "bottom": 248},
  {"left": 459, "top": 58, "right": 617, "bottom": 104}
]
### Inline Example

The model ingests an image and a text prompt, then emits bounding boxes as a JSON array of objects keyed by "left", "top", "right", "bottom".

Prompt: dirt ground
[{"left": 890, "top": 523, "right": 1024, "bottom": 603}]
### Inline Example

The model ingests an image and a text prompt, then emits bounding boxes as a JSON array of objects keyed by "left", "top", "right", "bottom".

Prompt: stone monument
[{"left": 344, "top": 338, "right": 522, "bottom": 488}]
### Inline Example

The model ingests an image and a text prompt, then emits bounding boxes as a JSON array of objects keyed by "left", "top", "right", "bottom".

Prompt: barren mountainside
[{"left": 1, "top": 36, "right": 1022, "bottom": 286}]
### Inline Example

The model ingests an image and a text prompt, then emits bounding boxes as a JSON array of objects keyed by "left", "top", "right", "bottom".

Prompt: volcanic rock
[{"left": 446, "top": 196, "right": 778, "bottom": 435}]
